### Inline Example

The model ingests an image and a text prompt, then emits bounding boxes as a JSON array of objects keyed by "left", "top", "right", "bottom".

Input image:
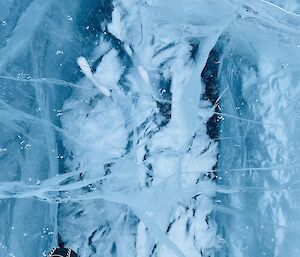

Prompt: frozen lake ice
[{"left": 1, "top": 0, "right": 300, "bottom": 256}]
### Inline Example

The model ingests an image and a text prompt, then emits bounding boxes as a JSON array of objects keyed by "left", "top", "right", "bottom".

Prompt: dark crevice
[
  {"left": 150, "top": 244, "right": 157, "bottom": 257},
  {"left": 166, "top": 219, "right": 176, "bottom": 234},
  {"left": 201, "top": 48, "right": 221, "bottom": 141},
  {"left": 201, "top": 46, "right": 222, "bottom": 187},
  {"left": 88, "top": 230, "right": 98, "bottom": 253}
]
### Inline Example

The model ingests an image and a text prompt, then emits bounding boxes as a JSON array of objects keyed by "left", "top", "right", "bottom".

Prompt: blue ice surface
[{"left": 1, "top": 0, "right": 300, "bottom": 257}]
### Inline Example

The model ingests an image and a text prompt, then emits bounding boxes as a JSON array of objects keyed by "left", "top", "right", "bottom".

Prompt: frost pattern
[{"left": 57, "top": 0, "right": 236, "bottom": 255}]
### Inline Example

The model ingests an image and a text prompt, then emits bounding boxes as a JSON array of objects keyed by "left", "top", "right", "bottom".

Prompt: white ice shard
[{"left": 77, "top": 56, "right": 111, "bottom": 96}]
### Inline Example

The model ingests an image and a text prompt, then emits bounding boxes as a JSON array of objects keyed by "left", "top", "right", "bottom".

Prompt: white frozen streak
[{"left": 77, "top": 56, "right": 111, "bottom": 96}]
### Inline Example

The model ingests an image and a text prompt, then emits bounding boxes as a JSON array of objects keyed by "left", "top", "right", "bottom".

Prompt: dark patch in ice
[
  {"left": 77, "top": 0, "right": 113, "bottom": 42},
  {"left": 88, "top": 229, "right": 98, "bottom": 253},
  {"left": 156, "top": 101, "right": 171, "bottom": 127},
  {"left": 150, "top": 244, "right": 157, "bottom": 257},
  {"left": 201, "top": 48, "right": 221, "bottom": 140},
  {"left": 190, "top": 42, "right": 200, "bottom": 60},
  {"left": 185, "top": 218, "right": 191, "bottom": 234},
  {"left": 111, "top": 242, "right": 117, "bottom": 256},
  {"left": 166, "top": 219, "right": 176, "bottom": 234}
]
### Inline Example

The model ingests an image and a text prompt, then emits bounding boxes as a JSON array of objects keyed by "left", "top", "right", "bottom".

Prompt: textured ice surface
[{"left": 1, "top": 0, "right": 300, "bottom": 257}]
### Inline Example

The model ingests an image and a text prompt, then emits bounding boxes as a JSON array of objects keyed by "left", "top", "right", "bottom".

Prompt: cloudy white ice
[{"left": 1, "top": 0, "right": 300, "bottom": 256}]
